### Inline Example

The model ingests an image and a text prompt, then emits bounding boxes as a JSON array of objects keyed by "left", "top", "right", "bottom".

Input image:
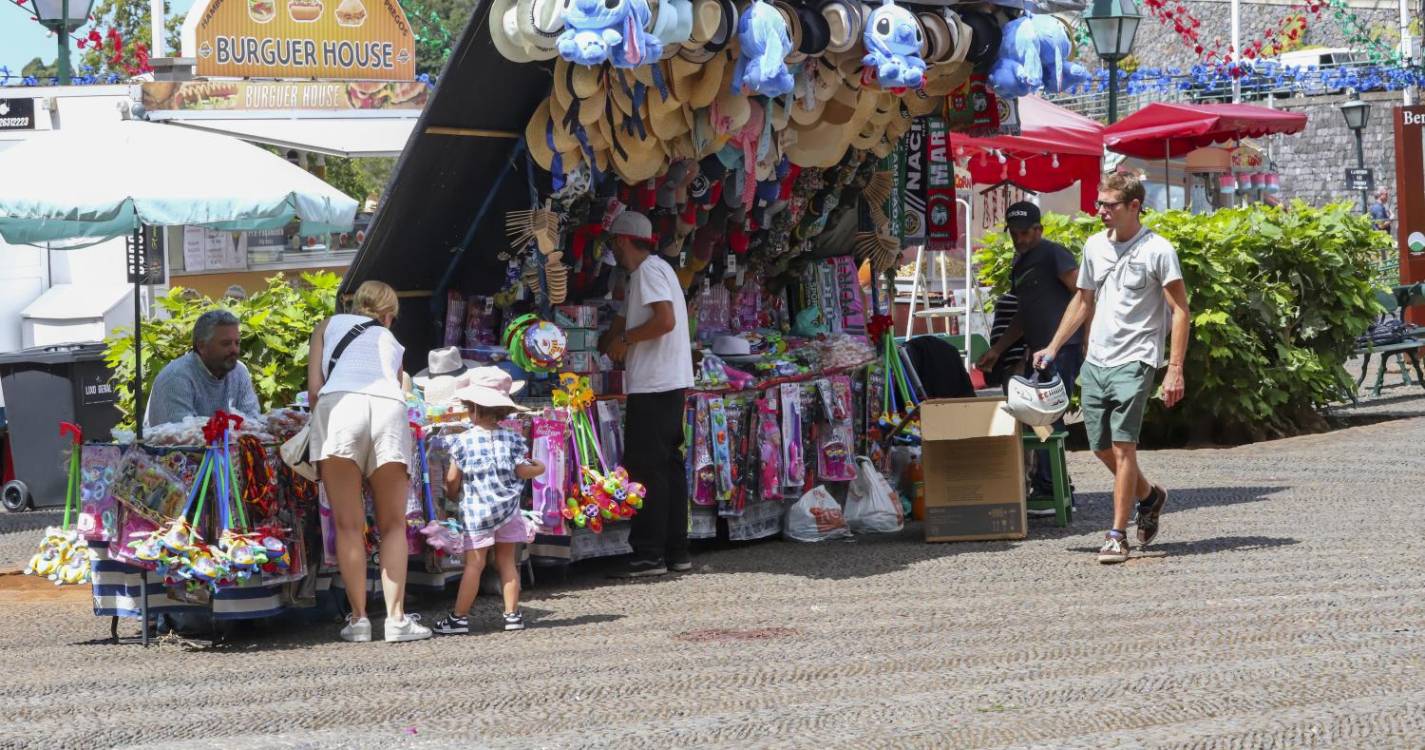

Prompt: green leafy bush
[
  {"left": 974, "top": 202, "right": 1387, "bottom": 444},
  {"left": 104, "top": 272, "right": 340, "bottom": 428}
]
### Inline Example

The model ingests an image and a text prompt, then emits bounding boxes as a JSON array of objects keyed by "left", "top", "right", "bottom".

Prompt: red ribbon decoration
[
  {"left": 866, "top": 314, "right": 894, "bottom": 341},
  {"left": 59, "top": 421, "right": 82, "bottom": 445},
  {"left": 202, "top": 411, "right": 245, "bottom": 445}
]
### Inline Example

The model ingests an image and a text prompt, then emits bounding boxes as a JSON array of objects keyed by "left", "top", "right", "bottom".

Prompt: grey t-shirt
[
  {"left": 1077, "top": 227, "right": 1183, "bottom": 369},
  {"left": 145, "top": 351, "right": 261, "bottom": 427}
]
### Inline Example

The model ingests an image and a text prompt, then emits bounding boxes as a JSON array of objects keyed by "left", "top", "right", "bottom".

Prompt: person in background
[
  {"left": 599, "top": 211, "right": 695, "bottom": 578},
  {"left": 977, "top": 202, "right": 1082, "bottom": 509},
  {"left": 146, "top": 310, "right": 261, "bottom": 427},
  {"left": 433, "top": 368, "right": 545, "bottom": 635},
  {"left": 1368, "top": 187, "right": 1392, "bottom": 233},
  {"left": 307, "top": 280, "right": 430, "bottom": 643},
  {"left": 224, "top": 284, "right": 248, "bottom": 302},
  {"left": 1034, "top": 172, "right": 1191, "bottom": 565}
]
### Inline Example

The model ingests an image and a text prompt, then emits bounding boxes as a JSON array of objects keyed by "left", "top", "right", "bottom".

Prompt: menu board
[{"left": 182, "top": 226, "right": 248, "bottom": 272}]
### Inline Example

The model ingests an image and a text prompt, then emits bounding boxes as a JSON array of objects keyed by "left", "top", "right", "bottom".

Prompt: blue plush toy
[
  {"left": 988, "top": 14, "right": 1042, "bottom": 99},
  {"left": 732, "top": 0, "right": 795, "bottom": 97},
  {"left": 861, "top": 0, "right": 925, "bottom": 90},
  {"left": 558, "top": 0, "right": 663, "bottom": 68},
  {"left": 1032, "top": 14, "right": 1090, "bottom": 94}
]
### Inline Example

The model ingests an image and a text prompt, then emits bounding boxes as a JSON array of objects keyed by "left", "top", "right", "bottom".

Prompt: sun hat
[
  {"left": 452, "top": 367, "right": 530, "bottom": 412},
  {"left": 490, "top": 0, "right": 537, "bottom": 63},
  {"left": 416, "top": 347, "right": 490, "bottom": 404},
  {"left": 516, "top": 0, "right": 565, "bottom": 60},
  {"left": 819, "top": 0, "right": 861, "bottom": 54}
]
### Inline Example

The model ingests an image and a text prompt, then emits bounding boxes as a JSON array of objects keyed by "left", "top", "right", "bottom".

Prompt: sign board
[
  {"left": 1345, "top": 167, "right": 1374, "bottom": 192},
  {"left": 1393, "top": 106, "right": 1425, "bottom": 324},
  {"left": 0, "top": 98, "right": 36, "bottom": 130},
  {"left": 141, "top": 79, "right": 428, "bottom": 112},
  {"left": 190, "top": 0, "right": 415, "bottom": 80}
]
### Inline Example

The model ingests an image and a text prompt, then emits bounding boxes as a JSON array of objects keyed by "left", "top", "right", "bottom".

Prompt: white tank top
[{"left": 318, "top": 314, "right": 405, "bottom": 403}]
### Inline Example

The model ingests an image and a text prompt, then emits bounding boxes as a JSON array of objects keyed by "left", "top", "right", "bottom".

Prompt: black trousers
[{"left": 623, "top": 389, "right": 688, "bottom": 559}]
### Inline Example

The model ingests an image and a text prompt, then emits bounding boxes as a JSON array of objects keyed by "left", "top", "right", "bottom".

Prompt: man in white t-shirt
[
  {"left": 599, "top": 211, "right": 695, "bottom": 578},
  {"left": 1034, "top": 172, "right": 1191, "bottom": 565}
]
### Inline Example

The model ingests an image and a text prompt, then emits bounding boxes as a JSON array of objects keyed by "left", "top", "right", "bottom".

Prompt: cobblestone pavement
[{"left": 1, "top": 393, "right": 1423, "bottom": 749}]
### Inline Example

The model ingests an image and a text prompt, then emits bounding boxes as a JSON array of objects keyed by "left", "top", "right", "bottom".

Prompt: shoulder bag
[{"left": 280, "top": 319, "right": 378, "bottom": 481}]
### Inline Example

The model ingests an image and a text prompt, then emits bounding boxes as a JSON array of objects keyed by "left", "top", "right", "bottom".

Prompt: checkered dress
[{"left": 446, "top": 426, "right": 528, "bottom": 534}]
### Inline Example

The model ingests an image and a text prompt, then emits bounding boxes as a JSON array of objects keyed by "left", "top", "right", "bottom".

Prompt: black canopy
[{"left": 342, "top": 1, "right": 554, "bottom": 366}]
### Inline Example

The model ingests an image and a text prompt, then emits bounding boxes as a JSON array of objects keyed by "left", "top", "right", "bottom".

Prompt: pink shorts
[{"left": 461, "top": 512, "right": 534, "bottom": 551}]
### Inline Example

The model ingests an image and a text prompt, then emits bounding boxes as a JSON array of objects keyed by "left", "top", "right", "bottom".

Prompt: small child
[{"left": 433, "top": 367, "right": 544, "bottom": 635}]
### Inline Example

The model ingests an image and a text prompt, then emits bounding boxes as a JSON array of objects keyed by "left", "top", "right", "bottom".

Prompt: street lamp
[
  {"left": 1085, "top": 0, "right": 1142, "bottom": 124},
  {"left": 31, "top": 0, "right": 97, "bottom": 85},
  {"left": 1339, "top": 89, "right": 1371, "bottom": 215}
]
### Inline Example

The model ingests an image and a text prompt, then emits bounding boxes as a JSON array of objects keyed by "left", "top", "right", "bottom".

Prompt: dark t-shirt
[{"left": 1010, "top": 239, "right": 1080, "bottom": 349}]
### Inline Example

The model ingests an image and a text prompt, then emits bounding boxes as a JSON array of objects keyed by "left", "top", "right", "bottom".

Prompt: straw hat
[
  {"left": 710, "top": 86, "right": 751, "bottom": 136},
  {"left": 784, "top": 122, "right": 852, "bottom": 168},
  {"left": 490, "top": 0, "right": 537, "bottom": 63},
  {"left": 691, "top": 0, "right": 721, "bottom": 43},
  {"left": 766, "top": 95, "right": 791, "bottom": 131},
  {"left": 944, "top": 9, "right": 970, "bottom": 64},
  {"left": 670, "top": 50, "right": 727, "bottom": 109},
  {"left": 818, "top": 0, "right": 861, "bottom": 54},
  {"left": 773, "top": 1, "right": 805, "bottom": 63},
  {"left": 790, "top": 88, "right": 825, "bottom": 126},
  {"left": 918, "top": 11, "right": 954, "bottom": 65},
  {"left": 572, "top": 64, "right": 603, "bottom": 98},
  {"left": 526, "top": 99, "right": 558, "bottom": 170},
  {"left": 516, "top": 0, "right": 565, "bottom": 60},
  {"left": 923, "top": 59, "right": 971, "bottom": 97},
  {"left": 650, "top": 95, "right": 693, "bottom": 140}
]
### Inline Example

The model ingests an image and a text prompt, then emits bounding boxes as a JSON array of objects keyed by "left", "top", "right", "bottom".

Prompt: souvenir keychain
[
  {"left": 707, "top": 396, "right": 734, "bottom": 508},
  {"left": 780, "top": 383, "right": 805, "bottom": 490},
  {"left": 756, "top": 399, "right": 783, "bottom": 501},
  {"left": 691, "top": 397, "right": 717, "bottom": 506}
]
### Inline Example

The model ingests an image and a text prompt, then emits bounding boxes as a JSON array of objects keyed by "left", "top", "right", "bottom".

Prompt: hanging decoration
[
  {"left": 733, "top": 0, "right": 795, "bottom": 97},
  {"left": 1067, "top": 62, "right": 1425, "bottom": 99},
  {"left": 552, "top": 374, "right": 645, "bottom": 532},
  {"left": 860, "top": 0, "right": 926, "bottom": 91}
]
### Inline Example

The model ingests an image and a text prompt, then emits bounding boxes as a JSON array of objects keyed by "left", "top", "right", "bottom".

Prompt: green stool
[{"left": 1021, "top": 430, "right": 1071, "bottom": 527}]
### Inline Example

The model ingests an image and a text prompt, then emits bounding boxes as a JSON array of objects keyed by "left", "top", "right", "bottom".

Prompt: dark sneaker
[
  {"left": 1098, "top": 532, "right": 1130, "bottom": 564},
  {"left": 502, "top": 610, "right": 525, "bottom": 631},
  {"left": 667, "top": 550, "right": 693, "bottom": 572},
  {"left": 1135, "top": 485, "right": 1168, "bottom": 546},
  {"left": 608, "top": 557, "right": 668, "bottom": 579},
  {"left": 432, "top": 612, "right": 469, "bottom": 635}
]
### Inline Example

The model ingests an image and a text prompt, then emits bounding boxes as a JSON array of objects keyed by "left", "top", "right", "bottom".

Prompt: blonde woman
[{"left": 307, "top": 280, "right": 430, "bottom": 643}]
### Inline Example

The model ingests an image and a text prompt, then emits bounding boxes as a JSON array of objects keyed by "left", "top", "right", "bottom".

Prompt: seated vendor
[{"left": 145, "top": 310, "right": 262, "bottom": 427}]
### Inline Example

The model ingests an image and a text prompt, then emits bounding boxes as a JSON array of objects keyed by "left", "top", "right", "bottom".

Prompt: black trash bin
[{"left": 0, "top": 344, "right": 122, "bottom": 511}]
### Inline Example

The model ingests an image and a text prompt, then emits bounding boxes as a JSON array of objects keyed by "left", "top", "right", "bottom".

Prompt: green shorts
[{"left": 1080, "top": 361, "right": 1158, "bottom": 451}]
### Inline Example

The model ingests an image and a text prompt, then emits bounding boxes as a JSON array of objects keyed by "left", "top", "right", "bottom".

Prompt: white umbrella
[
  {"left": 0, "top": 120, "right": 358, "bottom": 441},
  {"left": 0, "top": 120, "right": 357, "bottom": 245}
]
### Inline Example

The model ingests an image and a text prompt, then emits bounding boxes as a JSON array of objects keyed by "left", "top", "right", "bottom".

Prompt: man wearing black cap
[{"left": 976, "top": 201, "right": 1082, "bottom": 505}]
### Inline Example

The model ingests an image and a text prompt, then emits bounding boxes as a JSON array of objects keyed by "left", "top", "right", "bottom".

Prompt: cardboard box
[
  {"left": 919, "top": 397, "right": 1026, "bottom": 542},
  {"left": 563, "top": 327, "right": 600, "bottom": 352},
  {"left": 554, "top": 305, "right": 599, "bottom": 328}
]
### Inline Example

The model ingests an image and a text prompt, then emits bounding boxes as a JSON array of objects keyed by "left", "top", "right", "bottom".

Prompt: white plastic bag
[
  {"left": 784, "top": 485, "right": 853, "bottom": 542},
  {"left": 846, "top": 457, "right": 905, "bottom": 534}
]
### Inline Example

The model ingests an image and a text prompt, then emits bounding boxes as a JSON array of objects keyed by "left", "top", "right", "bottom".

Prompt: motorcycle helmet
[{"left": 1001, "top": 369, "right": 1069, "bottom": 427}]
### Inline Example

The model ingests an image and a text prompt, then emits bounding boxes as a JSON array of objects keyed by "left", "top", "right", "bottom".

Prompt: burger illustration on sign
[
  {"left": 288, "top": 0, "right": 324, "bottom": 22},
  {"left": 334, "top": 0, "right": 367, "bottom": 26},
  {"left": 247, "top": 0, "right": 276, "bottom": 23}
]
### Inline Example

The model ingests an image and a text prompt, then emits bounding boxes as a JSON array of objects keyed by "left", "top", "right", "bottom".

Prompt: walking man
[
  {"left": 600, "top": 211, "right": 695, "bottom": 577},
  {"left": 1368, "top": 187, "right": 1392, "bottom": 233},
  {"left": 1034, "top": 173, "right": 1191, "bottom": 564},
  {"left": 977, "top": 201, "right": 1082, "bottom": 509}
]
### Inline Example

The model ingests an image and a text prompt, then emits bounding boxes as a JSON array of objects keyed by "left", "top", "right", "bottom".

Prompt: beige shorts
[{"left": 311, "top": 392, "right": 412, "bottom": 477}]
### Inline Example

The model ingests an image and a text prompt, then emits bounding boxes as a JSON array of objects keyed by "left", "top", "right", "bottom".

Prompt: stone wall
[{"left": 1270, "top": 90, "right": 1400, "bottom": 210}]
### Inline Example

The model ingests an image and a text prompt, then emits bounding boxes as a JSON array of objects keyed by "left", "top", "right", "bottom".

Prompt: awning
[
  {"left": 1104, "top": 102, "right": 1308, "bottom": 159},
  {"left": 953, "top": 96, "right": 1105, "bottom": 213},
  {"left": 163, "top": 117, "right": 420, "bottom": 158}
]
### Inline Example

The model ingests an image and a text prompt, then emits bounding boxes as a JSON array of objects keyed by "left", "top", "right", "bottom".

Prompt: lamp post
[
  {"left": 31, "top": 0, "right": 97, "bottom": 85},
  {"left": 1339, "top": 90, "right": 1371, "bottom": 216},
  {"left": 1085, "top": 0, "right": 1142, "bottom": 124}
]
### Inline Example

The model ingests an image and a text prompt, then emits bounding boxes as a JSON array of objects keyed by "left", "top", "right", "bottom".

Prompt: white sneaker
[
  {"left": 340, "top": 615, "right": 371, "bottom": 643},
  {"left": 384, "top": 613, "right": 432, "bottom": 642}
]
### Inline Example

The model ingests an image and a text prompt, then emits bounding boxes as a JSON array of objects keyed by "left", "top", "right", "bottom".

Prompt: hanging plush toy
[
  {"left": 732, "top": 0, "right": 795, "bottom": 97},
  {"left": 558, "top": 0, "right": 662, "bottom": 68},
  {"left": 988, "top": 14, "right": 1043, "bottom": 99},
  {"left": 861, "top": 0, "right": 926, "bottom": 90},
  {"left": 1032, "top": 14, "right": 1090, "bottom": 94}
]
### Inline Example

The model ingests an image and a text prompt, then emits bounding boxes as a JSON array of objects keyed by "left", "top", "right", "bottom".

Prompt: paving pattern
[{"left": 1, "top": 385, "right": 1423, "bottom": 749}]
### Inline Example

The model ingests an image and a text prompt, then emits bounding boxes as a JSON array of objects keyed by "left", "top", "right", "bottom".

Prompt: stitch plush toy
[
  {"left": 732, "top": 0, "right": 795, "bottom": 97},
  {"left": 1032, "top": 14, "right": 1090, "bottom": 94},
  {"left": 988, "top": 14, "right": 1042, "bottom": 99},
  {"left": 861, "top": 0, "right": 925, "bottom": 90},
  {"left": 558, "top": 0, "right": 663, "bottom": 68}
]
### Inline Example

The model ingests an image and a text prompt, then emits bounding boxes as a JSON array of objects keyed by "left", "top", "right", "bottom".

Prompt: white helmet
[{"left": 1001, "top": 370, "right": 1069, "bottom": 427}]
